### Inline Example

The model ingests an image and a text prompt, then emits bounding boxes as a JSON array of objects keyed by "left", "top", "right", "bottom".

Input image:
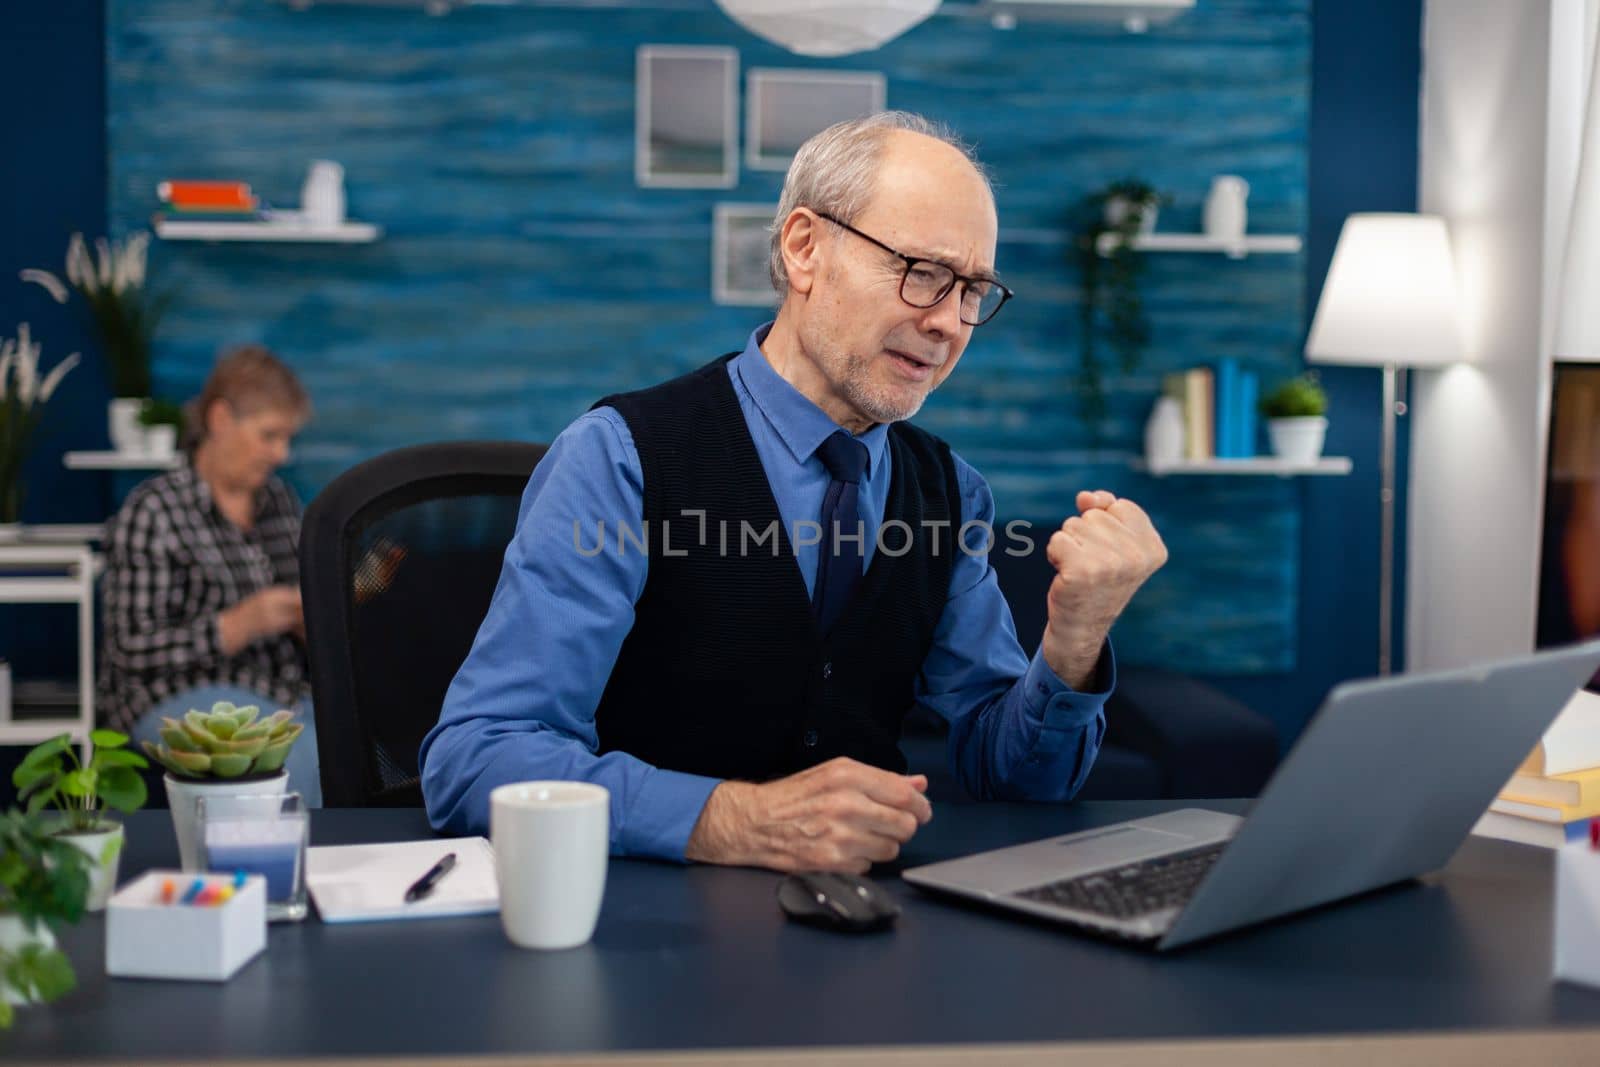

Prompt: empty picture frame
[
  {"left": 636, "top": 46, "right": 738, "bottom": 188},
  {"left": 745, "top": 69, "right": 887, "bottom": 171},
  {"left": 713, "top": 203, "right": 778, "bottom": 306}
]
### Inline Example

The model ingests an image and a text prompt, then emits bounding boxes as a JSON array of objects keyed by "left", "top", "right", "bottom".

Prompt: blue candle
[{"left": 203, "top": 819, "right": 304, "bottom": 902}]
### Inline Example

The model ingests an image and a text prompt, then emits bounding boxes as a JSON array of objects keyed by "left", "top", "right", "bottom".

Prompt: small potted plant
[
  {"left": 140, "top": 701, "right": 304, "bottom": 870},
  {"left": 11, "top": 731, "right": 148, "bottom": 911},
  {"left": 137, "top": 397, "right": 185, "bottom": 458},
  {"left": 0, "top": 324, "right": 81, "bottom": 539},
  {"left": 0, "top": 807, "right": 90, "bottom": 1029},
  {"left": 20, "top": 231, "right": 170, "bottom": 453},
  {"left": 1260, "top": 373, "right": 1329, "bottom": 463},
  {"left": 1073, "top": 179, "right": 1171, "bottom": 427}
]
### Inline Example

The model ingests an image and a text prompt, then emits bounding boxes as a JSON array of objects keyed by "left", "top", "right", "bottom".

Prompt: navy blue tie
[{"left": 813, "top": 430, "right": 870, "bottom": 636}]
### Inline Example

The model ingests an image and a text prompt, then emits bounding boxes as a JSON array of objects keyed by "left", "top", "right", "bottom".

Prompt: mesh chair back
[{"left": 300, "top": 441, "right": 546, "bottom": 806}]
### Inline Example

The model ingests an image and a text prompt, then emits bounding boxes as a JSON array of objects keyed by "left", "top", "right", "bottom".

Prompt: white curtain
[{"left": 1554, "top": 1, "right": 1600, "bottom": 357}]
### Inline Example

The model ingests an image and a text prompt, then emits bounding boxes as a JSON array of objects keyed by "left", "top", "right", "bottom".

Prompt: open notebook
[{"left": 305, "top": 837, "right": 498, "bottom": 923}]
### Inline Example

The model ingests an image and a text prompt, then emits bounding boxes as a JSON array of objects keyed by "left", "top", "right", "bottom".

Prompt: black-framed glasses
[{"left": 815, "top": 211, "right": 1014, "bottom": 327}]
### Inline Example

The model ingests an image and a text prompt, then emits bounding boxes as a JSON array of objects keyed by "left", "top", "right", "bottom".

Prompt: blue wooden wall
[{"left": 104, "top": 0, "right": 1309, "bottom": 674}]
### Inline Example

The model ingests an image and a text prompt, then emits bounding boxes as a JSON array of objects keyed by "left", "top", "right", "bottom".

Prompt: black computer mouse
[{"left": 776, "top": 871, "right": 902, "bottom": 933}]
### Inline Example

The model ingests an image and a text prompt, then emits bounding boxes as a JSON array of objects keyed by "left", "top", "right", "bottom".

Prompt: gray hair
[{"left": 767, "top": 111, "right": 992, "bottom": 295}]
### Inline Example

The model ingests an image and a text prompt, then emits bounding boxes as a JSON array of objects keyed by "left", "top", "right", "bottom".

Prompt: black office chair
[{"left": 300, "top": 440, "right": 547, "bottom": 807}]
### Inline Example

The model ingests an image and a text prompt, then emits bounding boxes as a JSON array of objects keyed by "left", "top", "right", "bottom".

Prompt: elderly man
[{"left": 420, "top": 111, "right": 1167, "bottom": 873}]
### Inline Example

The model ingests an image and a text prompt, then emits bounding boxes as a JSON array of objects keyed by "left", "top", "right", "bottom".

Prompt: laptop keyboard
[{"left": 1014, "top": 842, "right": 1228, "bottom": 920}]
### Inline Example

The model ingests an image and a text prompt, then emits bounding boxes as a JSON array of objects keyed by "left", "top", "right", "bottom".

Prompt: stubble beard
[{"left": 831, "top": 347, "right": 930, "bottom": 425}]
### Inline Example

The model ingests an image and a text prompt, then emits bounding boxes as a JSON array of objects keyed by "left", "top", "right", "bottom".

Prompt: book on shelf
[
  {"left": 1183, "top": 367, "right": 1214, "bottom": 460},
  {"left": 1215, "top": 358, "right": 1239, "bottom": 458},
  {"left": 1502, "top": 763, "right": 1600, "bottom": 808},
  {"left": 1519, "top": 687, "right": 1600, "bottom": 776},
  {"left": 1489, "top": 795, "right": 1600, "bottom": 824},
  {"left": 1473, "top": 810, "right": 1593, "bottom": 849},
  {"left": 157, "top": 180, "right": 255, "bottom": 211}
]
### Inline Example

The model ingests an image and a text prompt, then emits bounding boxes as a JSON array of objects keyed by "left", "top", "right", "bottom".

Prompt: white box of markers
[
  {"left": 1555, "top": 841, "right": 1600, "bottom": 990},
  {"left": 105, "top": 870, "right": 267, "bottom": 981}
]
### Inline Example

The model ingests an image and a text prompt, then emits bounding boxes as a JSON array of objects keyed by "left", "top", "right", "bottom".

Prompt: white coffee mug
[{"left": 490, "top": 781, "right": 609, "bottom": 950}]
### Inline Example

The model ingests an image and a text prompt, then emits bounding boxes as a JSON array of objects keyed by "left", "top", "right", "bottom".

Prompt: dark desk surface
[{"left": 8, "top": 799, "right": 1600, "bottom": 1063}]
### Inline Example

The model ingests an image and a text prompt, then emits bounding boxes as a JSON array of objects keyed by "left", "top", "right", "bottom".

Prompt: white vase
[
  {"left": 0, "top": 913, "right": 57, "bottom": 1007},
  {"left": 53, "top": 821, "right": 124, "bottom": 912},
  {"left": 1204, "top": 175, "right": 1250, "bottom": 245},
  {"left": 108, "top": 398, "right": 146, "bottom": 453},
  {"left": 1267, "top": 416, "right": 1327, "bottom": 465},
  {"left": 301, "top": 160, "right": 346, "bottom": 229},
  {"left": 164, "top": 772, "right": 288, "bottom": 871},
  {"left": 1144, "top": 396, "right": 1185, "bottom": 468}
]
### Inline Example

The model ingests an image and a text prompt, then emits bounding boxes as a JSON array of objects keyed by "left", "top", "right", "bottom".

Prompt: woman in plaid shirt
[{"left": 99, "top": 346, "right": 322, "bottom": 806}]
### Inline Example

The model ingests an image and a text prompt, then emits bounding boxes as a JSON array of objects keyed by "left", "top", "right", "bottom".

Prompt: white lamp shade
[
  {"left": 713, "top": 0, "right": 940, "bottom": 58},
  {"left": 1305, "top": 213, "right": 1466, "bottom": 368}
]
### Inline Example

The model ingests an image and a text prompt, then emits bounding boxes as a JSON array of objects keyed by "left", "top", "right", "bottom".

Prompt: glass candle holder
[{"left": 196, "top": 791, "right": 309, "bottom": 922}]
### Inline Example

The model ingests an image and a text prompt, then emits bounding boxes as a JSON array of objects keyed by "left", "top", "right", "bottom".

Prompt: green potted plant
[
  {"left": 1073, "top": 179, "right": 1170, "bottom": 426},
  {"left": 0, "top": 324, "right": 81, "bottom": 538},
  {"left": 1260, "top": 373, "right": 1329, "bottom": 463},
  {"left": 12, "top": 731, "right": 149, "bottom": 912},
  {"left": 0, "top": 807, "right": 90, "bottom": 1029},
  {"left": 137, "top": 397, "right": 185, "bottom": 458},
  {"left": 20, "top": 231, "right": 170, "bottom": 453},
  {"left": 141, "top": 701, "right": 305, "bottom": 870}
]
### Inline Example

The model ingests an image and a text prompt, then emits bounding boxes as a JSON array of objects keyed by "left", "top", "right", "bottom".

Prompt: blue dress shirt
[{"left": 419, "top": 326, "right": 1113, "bottom": 861}]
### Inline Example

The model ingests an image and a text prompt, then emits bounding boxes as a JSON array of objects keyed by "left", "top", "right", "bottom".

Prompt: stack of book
[
  {"left": 1475, "top": 689, "right": 1600, "bottom": 847},
  {"left": 1161, "top": 358, "right": 1260, "bottom": 461},
  {"left": 155, "top": 180, "right": 259, "bottom": 220}
]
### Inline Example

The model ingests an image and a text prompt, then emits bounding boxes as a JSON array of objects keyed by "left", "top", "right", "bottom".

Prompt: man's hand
[
  {"left": 218, "top": 586, "right": 304, "bottom": 656},
  {"left": 1042, "top": 490, "right": 1168, "bottom": 689},
  {"left": 685, "top": 757, "right": 933, "bottom": 873}
]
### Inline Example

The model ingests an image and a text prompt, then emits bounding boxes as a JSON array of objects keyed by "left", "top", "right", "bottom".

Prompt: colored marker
[
  {"left": 234, "top": 870, "right": 248, "bottom": 888},
  {"left": 160, "top": 878, "right": 176, "bottom": 904},
  {"left": 180, "top": 878, "right": 206, "bottom": 905},
  {"left": 1591, "top": 818, "right": 1599, "bottom": 850}
]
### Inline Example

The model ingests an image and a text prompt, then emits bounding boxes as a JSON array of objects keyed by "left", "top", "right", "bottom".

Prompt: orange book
[{"left": 156, "top": 180, "right": 255, "bottom": 210}]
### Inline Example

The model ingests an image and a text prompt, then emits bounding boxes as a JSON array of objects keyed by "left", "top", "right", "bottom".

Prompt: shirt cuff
[
  {"left": 618, "top": 766, "right": 723, "bottom": 863},
  {"left": 1022, "top": 639, "right": 1117, "bottom": 728}
]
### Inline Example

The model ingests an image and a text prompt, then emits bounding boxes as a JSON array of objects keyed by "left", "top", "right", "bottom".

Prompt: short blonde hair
[{"left": 185, "top": 345, "right": 311, "bottom": 448}]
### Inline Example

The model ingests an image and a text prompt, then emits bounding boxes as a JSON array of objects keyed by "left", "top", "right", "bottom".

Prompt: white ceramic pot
[
  {"left": 1267, "top": 416, "right": 1328, "bottom": 465},
  {"left": 108, "top": 398, "right": 146, "bottom": 453},
  {"left": 0, "top": 913, "right": 57, "bottom": 1007},
  {"left": 142, "top": 424, "right": 178, "bottom": 458},
  {"left": 54, "top": 820, "right": 125, "bottom": 912},
  {"left": 164, "top": 772, "right": 288, "bottom": 871}
]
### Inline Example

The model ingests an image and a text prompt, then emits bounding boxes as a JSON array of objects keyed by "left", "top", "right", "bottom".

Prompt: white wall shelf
[
  {"left": 1096, "top": 233, "right": 1303, "bottom": 258},
  {"left": 153, "top": 217, "right": 382, "bottom": 243},
  {"left": 1137, "top": 456, "right": 1353, "bottom": 477},
  {"left": 0, "top": 544, "right": 96, "bottom": 760},
  {"left": 64, "top": 450, "right": 181, "bottom": 471}
]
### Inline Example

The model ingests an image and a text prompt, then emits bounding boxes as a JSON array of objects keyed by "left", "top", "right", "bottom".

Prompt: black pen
[{"left": 404, "top": 852, "right": 457, "bottom": 903}]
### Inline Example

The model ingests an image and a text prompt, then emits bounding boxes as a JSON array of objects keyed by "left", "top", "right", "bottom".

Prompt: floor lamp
[{"left": 1304, "top": 213, "right": 1466, "bottom": 676}]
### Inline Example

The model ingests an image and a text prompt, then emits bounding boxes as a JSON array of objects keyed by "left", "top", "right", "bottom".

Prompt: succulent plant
[{"left": 139, "top": 701, "right": 304, "bottom": 779}]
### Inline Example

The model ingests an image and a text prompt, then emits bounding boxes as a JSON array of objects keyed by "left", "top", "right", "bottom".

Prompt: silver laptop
[{"left": 903, "top": 639, "right": 1600, "bottom": 951}]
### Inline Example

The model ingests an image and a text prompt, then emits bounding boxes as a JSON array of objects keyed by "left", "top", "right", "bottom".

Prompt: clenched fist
[
  {"left": 1042, "top": 490, "right": 1168, "bottom": 689},
  {"left": 685, "top": 757, "right": 932, "bottom": 873}
]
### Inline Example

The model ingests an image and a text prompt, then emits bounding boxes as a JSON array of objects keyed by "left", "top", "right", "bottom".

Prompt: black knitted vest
[{"left": 590, "top": 353, "right": 959, "bottom": 781}]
